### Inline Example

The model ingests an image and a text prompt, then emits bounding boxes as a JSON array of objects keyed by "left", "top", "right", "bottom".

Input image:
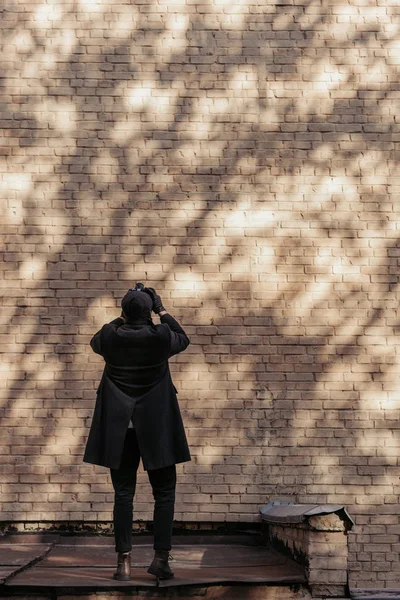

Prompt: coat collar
[{"left": 123, "top": 317, "right": 154, "bottom": 328}]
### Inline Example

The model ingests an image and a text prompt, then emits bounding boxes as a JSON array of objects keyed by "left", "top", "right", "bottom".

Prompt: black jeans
[{"left": 110, "top": 427, "right": 176, "bottom": 554}]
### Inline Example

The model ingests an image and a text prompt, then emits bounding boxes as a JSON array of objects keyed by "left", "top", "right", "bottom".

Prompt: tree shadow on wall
[{"left": 1, "top": 0, "right": 400, "bottom": 555}]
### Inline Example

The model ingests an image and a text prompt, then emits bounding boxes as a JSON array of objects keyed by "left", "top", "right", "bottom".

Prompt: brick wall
[{"left": 1, "top": 0, "right": 400, "bottom": 589}]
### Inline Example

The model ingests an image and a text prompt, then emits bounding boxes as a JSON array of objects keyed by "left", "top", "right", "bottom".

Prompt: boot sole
[
  {"left": 112, "top": 573, "right": 132, "bottom": 581},
  {"left": 147, "top": 566, "right": 174, "bottom": 580}
]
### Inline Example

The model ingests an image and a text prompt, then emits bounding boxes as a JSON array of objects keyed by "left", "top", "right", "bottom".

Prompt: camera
[{"left": 130, "top": 282, "right": 145, "bottom": 292}]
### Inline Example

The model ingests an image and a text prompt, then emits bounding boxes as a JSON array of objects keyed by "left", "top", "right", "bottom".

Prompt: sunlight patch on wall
[
  {"left": 13, "top": 29, "right": 35, "bottom": 53},
  {"left": 149, "top": 89, "right": 175, "bottom": 118},
  {"left": 6, "top": 198, "right": 23, "bottom": 223},
  {"left": 158, "top": 0, "right": 187, "bottom": 8},
  {"left": 356, "top": 426, "right": 394, "bottom": 456},
  {"left": 53, "top": 100, "right": 76, "bottom": 134},
  {"left": 388, "top": 38, "right": 400, "bottom": 59},
  {"left": 153, "top": 14, "right": 189, "bottom": 58},
  {"left": 19, "top": 259, "right": 47, "bottom": 282},
  {"left": 316, "top": 175, "right": 346, "bottom": 195},
  {"left": 171, "top": 271, "right": 207, "bottom": 293},
  {"left": 2, "top": 174, "right": 31, "bottom": 195},
  {"left": 126, "top": 81, "right": 153, "bottom": 109},
  {"left": 300, "top": 175, "right": 359, "bottom": 202},
  {"left": 298, "top": 93, "right": 334, "bottom": 119},
  {"left": 77, "top": 0, "right": 105, "bottom": 14},
  {"left": 111, "top": 80, "right": 178, "bottom": 143},
  {"left": 168, "top": 13, "right": 189, "bottom": 33},
  {"left": 365, "top": 59, "right": 391, "bottom": 85},
  {"left": 19, "top": 56, "right": 47, "bottom": 83},
  {"left": 33, "top": 99, "right": 77, "bottom": 134},
  {"left": 224, "top": 209, "right": 276, "bottom": 229},
  {"left": 211, "top": 0, "right": 251, "bottom": 28},
  {"left": 325, "top": 20, "right": 352, "bottom": 45},
  {"left": 362, "top": 4, "right": 391, "bottom": 28},
  {"left": 309, "top": 144, "right": 335, "bottom": 162},
  {"left": 111, "top": 5, "right": 138, "bottom": 37},
  {"left": 34, "top": 2, "right": 62, "bottom": 27},
  {"left": 326, "top": 4, "right": 360, "bottom": 39},
  {"left": 194, "top": 96, "right": 222, "bottom": 120},
  {"left": 124, "top": 81, "right": 174, "bottom": 118},
  {"left": 48, "top": 29, "right": 77, "bottom": 57},
  {"left": 359, "top": 150, "right": 388, "bottom": 175},
  {"left": 31, "top": 362, "right": 58, "bottom": 383},
  {"left": 385, "top": 391, "right": 400, "bottom": 410},
  {"left": 37, "top": 47, "right": 58, "bottom": 70},
  {"left": 295, "top": 61, "right": 340, "bottom": 118},
  {"left": 200, "top": 448, "right": 226, "bottom": 464},
  {"left": 87, "top": 295, "right": 117, "bottom": 329},
  {"left": 223, "top": 210, "right": 247, "bottom": 228},
  {"left": 315, "top": 60, "right": 346, "bottom": 91},
  {"left": 287, "top": 280, "right": 332, "bottom": 310},
  {"left": 211, "top": 0, "right": 239, "bottom": 7},
  {"left": 229, "top": 70, "right": 249, "bottom": 91}
]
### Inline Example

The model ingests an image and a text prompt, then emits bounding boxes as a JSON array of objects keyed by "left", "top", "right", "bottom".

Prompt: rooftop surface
[{"left": 0, "top": 531, "right": 307, "bottom": 597}]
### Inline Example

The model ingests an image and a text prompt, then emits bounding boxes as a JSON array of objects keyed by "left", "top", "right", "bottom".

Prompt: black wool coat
[{"left": 82, "top": 313, "right": 191, "bottom": 471}]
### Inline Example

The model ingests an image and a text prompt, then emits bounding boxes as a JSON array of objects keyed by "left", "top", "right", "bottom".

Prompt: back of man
[
  {"left": 83, "top": 286, "right": 191, "bottom": 472},
  {"left": 93, "top": 319, "right": 171, "bottom": 396},
  {"left": 82, "top": 284, "right": 191, "bottom": 583}
]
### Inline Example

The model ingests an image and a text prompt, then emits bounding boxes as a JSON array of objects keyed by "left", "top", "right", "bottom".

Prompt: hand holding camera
[
  {"left": 143, "top": 286, "right": 166, "bottom": 315},
  {"left": 127, "top": 282, "right": 166, "bottom": 315}
]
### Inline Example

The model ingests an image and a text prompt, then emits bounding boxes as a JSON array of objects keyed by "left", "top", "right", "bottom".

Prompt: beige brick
[{"left": 1, "top": 0, "right": 399, "bottom": 589}]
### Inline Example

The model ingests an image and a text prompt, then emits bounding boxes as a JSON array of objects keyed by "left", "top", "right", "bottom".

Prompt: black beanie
[{"left": 121, "top": 290, "right": 153, "bottom": 321}]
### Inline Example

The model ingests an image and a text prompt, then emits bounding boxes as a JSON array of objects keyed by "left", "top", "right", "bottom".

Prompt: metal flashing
[{"left": 260, "top": 501, "right": 355, "bottom": 530}]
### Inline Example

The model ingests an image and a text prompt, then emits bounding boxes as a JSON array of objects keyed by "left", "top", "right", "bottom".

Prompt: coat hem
[{"left": 143, "top": 456, "right": 191, "bottom": 472}]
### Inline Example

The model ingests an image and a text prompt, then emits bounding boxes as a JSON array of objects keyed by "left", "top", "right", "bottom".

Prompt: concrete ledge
[
  {"left": 350, "top": 590, "right": 400, "bottom": 600},
  {"left": 260, "top": 501, "right": 355, "bottom": 599}
]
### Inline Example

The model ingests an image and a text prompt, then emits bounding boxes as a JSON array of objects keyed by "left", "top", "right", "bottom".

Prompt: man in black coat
[{"left": 82, "top": 285, "right": 191, "bottom": 581}]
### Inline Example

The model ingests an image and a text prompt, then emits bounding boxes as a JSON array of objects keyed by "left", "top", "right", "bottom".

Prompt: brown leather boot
[
  {"left": 147, "top": 549, "right": 174, "bottom": 580},
  {"left": 113, "top": 551, "right": 131, "bottom": 581}
]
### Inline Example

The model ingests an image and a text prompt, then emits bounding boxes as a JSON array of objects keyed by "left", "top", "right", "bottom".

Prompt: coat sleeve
[
  {"left": 89, "top": 317, "right": 125, "bottom": 356},
  {"left": 90, "top": 329, "right": 103, "bottom": 355},
  {"left": 160, "top": 313, "right": 190, "bottom": 358}
]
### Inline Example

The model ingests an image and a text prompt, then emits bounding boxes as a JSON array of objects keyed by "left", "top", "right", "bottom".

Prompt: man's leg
[
  {"left": 146, "top": 464, "right": 177, "bottom": 580},
  {"left": 147, "top": 464, "right": 176, "bottom": 551},
  {"left": 110, "top": 429, "right": 141, "bottom": 553}
]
